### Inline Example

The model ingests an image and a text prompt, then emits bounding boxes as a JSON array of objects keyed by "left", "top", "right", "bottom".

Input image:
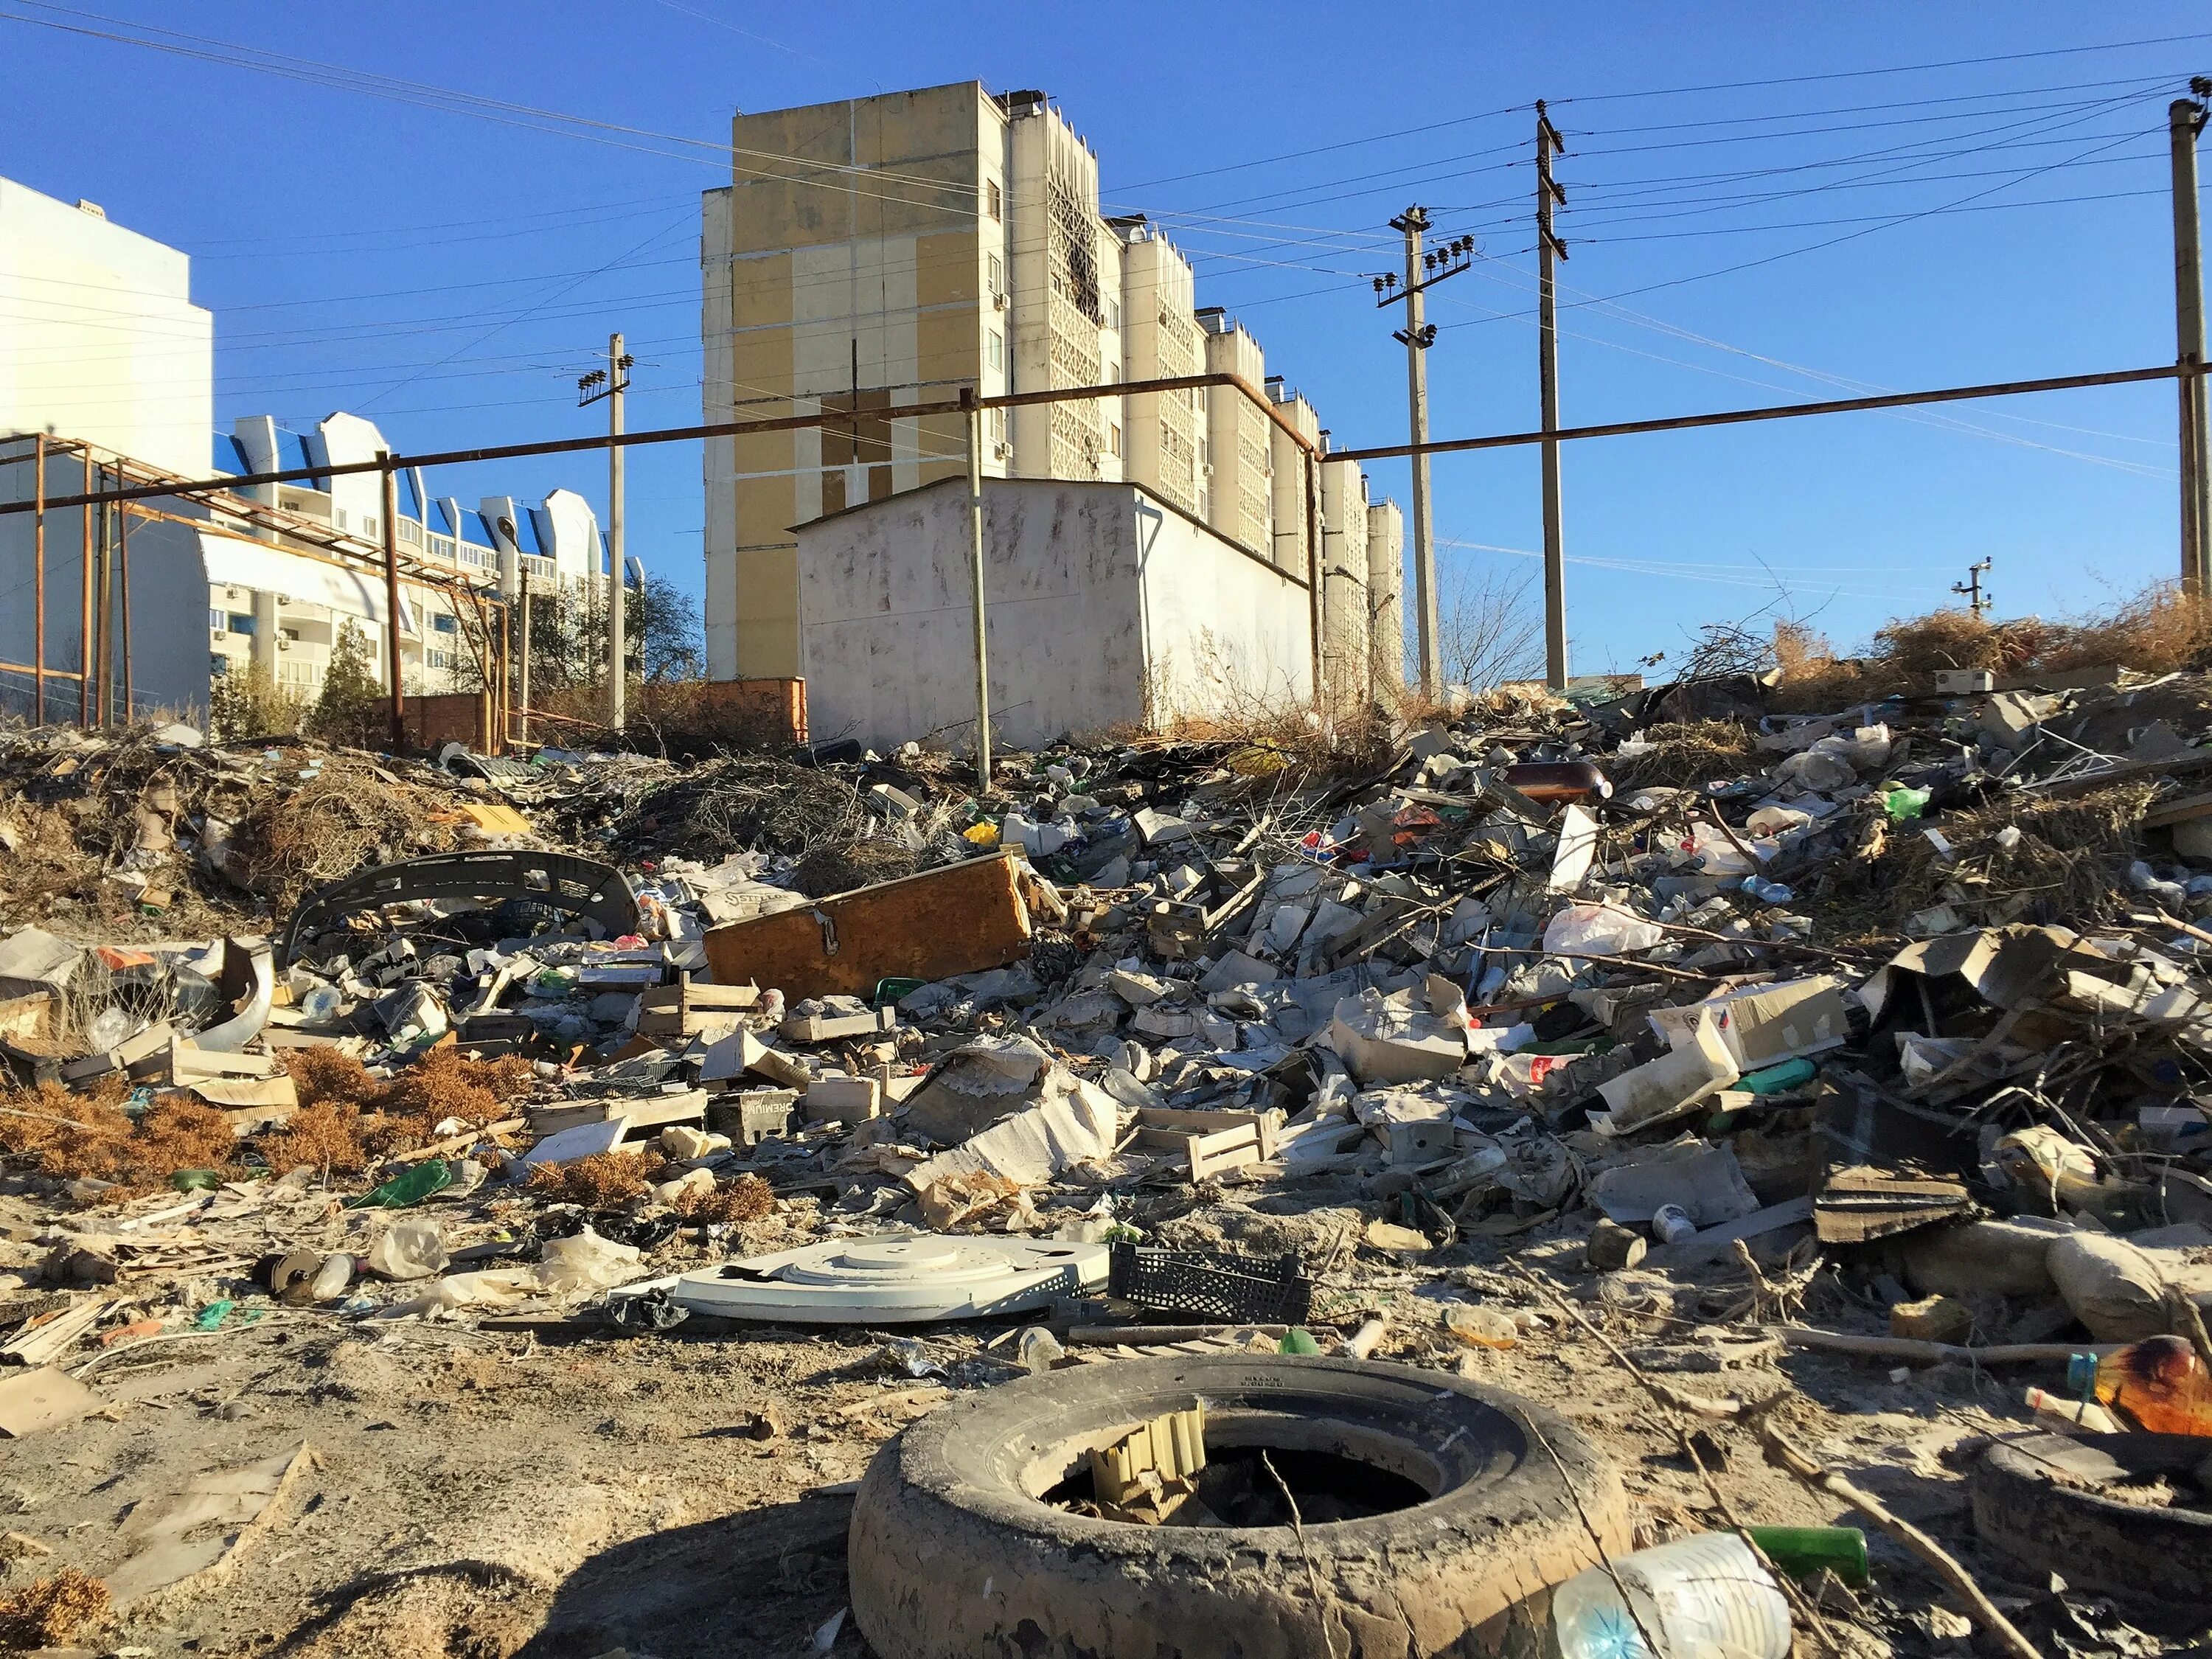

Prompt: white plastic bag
[
  {"left": 366, "top": 1218, "right": 447, "bottom": 1281},
  {"left": 1543, "top": 903, "right": 1665, "bottom": 956},
  {"left": 535, "top": 1225, "right": 643, "bottom": 1295}
]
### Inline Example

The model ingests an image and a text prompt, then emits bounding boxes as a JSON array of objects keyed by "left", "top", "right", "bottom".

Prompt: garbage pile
[{"left": 10, "top": 655, "right": 2212, "bottom": 1654}]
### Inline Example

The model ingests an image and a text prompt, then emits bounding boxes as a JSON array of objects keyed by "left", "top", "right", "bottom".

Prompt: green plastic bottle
[
  {"left": 1744, "top": 1525, "right": 1868, "bottom": 1587},
  {"left": 344, "top": 1158, "right": 453, "bottom": 1210}
]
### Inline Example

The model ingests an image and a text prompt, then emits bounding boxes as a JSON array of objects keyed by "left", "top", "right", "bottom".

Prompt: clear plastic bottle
[
  {"left": 1552, "top": 1532, "right": 1790, "bottom": 1659},
  {"left": 2067, "top": 1335, "right": 2212, "bottom": 1435}
]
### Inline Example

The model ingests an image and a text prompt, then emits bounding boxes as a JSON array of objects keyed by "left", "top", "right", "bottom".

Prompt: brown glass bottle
[{"left": 2069, "top": 1334, "right": 2212, "bottom": 1435}]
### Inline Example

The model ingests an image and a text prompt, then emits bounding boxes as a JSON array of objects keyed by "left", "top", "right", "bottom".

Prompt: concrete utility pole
[
  {"left": 1377, "top": 208, "right": 1472, "bottom": 700},
  {"left": 578, "top": 334, "right": 633, "bottom": 730},
  {"left": 1392, "top": 206, "right": 1440, "bottom": 700},
  {"left": 517, "top": 568, "right": 532, "bottom": 748},
  {"left": 1952, "top": 557, "right": 1992, "bottom": 619},
  {"left": 961, "top": 388, "right": 992, "bottom": 790},
  {"left": 1537, "top": 100, "right": 1569, "bottom": 689},
  {"left": 2172, "top": 86, "right": 2212, "bottom": 596}
]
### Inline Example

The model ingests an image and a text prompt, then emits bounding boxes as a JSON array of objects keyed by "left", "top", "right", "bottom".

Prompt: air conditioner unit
[
  {"left": 991, "top": 442, "right": 1010, "bottom": 459},
  {"left": 277, "top": 638, "right": 291, "bottom": 652},
  {"left": 992, "top": 291, "right": 1009, "bottom": 311},
  {"left": 210, "top": 628, "right": 227, "bottom": 640}
]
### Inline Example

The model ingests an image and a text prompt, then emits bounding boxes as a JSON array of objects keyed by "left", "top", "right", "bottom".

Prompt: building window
[
  {"left": 335, "top": 508, "right": 348, "bottom": 529},
  {"left": 987, "top": 252, "right": 1003, "bottom": 296},
  {"left": 208, "top": 608, "right": 224, "bottom": 633},
  {"left": 985, "top": 178, "right": 1001, "bottom": 221},
  {"left": 398, "top": 518, "right": 422, "bottom": 545},
  {"left": 987, "top": 330, "right": 1004, "bottom": 372},
  {"left": 1104, "top": 296, "right": 1121, "bottom": 331},
  {"left": 1109, "top": 422, "right": 1123, "bottom": 459},
  {"left": 226, "top": 612, "right": 256, "bottom": 636},
  {"left": 989, "top": 407, "right": 1007, "bottom": 444},
  {"left": 433, "top": 613, "right": 459, "bottom": 635},
  {"left": 210, "top": 654, "right": 229, "bottom": 678}
]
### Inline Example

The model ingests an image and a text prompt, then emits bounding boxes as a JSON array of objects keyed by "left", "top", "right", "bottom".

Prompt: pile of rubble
[{"left": 8, "top": 657, "right": 2212, "bottom": 1654}]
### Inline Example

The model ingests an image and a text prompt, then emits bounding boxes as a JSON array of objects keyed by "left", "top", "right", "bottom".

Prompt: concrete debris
[{"left": 13, "top": 658, "right": 2212, "bottom": 1652}]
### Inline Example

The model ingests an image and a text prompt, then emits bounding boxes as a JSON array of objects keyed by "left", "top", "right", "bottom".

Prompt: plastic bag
[
  {"left": 1773, "top": 749, "right": 1855, "bottom": 793},
  {"left": 536, "top": 1225, "right": 643, "bottom": 1295},
  {"left": 366, "top": 1218, "right": 448, "bottom": 1280},
  {"left": 1543, "top": 903, "right": 1664, "bottom": 956}
]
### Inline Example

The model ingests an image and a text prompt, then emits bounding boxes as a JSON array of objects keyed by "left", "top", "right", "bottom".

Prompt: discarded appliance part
[
  {"left": 702, "top": 851, "right": 1034, "bottom": 1001},
  {"left": 191, "top": 936, "right": 274, "bottom": 1053},
  {"left": 279, "top": 850, "right": 639, "bottom": 966},
  {"left": 1500, "top": 759, "right": 1613, "bottom": 801},
  {"left": 1972, "top": 1431, "right": 2212, "bottom": 1615},
  {"left": 849, "top": 1355, "right": 1627, "bottom": 1659},
  {"left": 1107, "top": 1242, "right": 1313, "bottom": 1326},
  {"left": 630, "top": 1233, "right": 1108, "bottom": 1324}
]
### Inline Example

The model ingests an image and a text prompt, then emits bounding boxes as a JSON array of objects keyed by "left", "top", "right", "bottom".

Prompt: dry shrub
[
  {"left": 0, "top": 1080, "right": 239, "bottom": 1197},
  {"left": 1613, "top": 721, "right": 1757, "bottom": 790},
  {"left": 525, "top": 1151, "right": 657, "bottom": 1207},
  {"left": 285, "top": 1048, "right": 380, "bottom": 1110},
  {"left": 0, "top": 1566, "right": 110, "bottom": 1648},
  {"left": 378, "top": 1047, "right": 532, "bottom": 1124},
  {"left": 671, "top": 1172, "right": 773, "bottom": 1224},
  {"left": 2038, "top": 585, "right": 2212, "bottom": 675},
  {"left": 260, "top": 1102, "right": 376, "bottom": 1178}
]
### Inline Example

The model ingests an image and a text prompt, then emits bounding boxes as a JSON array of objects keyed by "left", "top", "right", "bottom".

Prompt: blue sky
[{"left": 3, "top": 2, "right": 2206, "bottom": 676}]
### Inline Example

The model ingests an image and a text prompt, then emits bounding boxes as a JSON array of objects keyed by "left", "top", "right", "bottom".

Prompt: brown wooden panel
[{"left": 703, "top": 853, "right": 1032, "bottom": 999}]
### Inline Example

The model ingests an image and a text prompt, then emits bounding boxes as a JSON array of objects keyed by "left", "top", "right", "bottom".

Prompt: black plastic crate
[{"left": 1106, "top": 1242, "right": 1312, "bottom": 1325}]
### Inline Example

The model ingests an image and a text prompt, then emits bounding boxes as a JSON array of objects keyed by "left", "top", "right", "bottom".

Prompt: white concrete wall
[
  {"left": 0, "top": 179, "right": 211, "bottom": 479},
  {"left": 796, "top": 476, "right": 1311, "bottom": 751},
  {"left": 1319, "top": 456, "right": 1370, "bottom": 707},
  {"left": 1366, "top": 497, "right": 1405, "bottom": 695}
]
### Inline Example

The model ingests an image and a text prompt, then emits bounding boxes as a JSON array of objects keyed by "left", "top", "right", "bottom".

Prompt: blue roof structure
[
  {"left": 429, "top": 498, "right": 457, "bottom": 536},
  {"left": 212, "top": 432, "right": 249, "bottom": 476},
  {"left": 276, "top": 428, "right": 321, "bottom": 489},
  {"left": 400, "top": 468, "right": 425, "bottom": 524},
  {"left": 457, "top": 509, "right": 494, "bottom": 549},
  {"left": 518, "top": 508, "right": 549, "bottom": 556}
]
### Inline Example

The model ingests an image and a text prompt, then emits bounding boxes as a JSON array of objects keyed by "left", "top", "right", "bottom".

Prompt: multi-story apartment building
[
  {"left": 0, "top": 174, "right": 617, "bottom": 725},
  {"left": 699, "top": 81, "right": 1405, "bottom": 708}
]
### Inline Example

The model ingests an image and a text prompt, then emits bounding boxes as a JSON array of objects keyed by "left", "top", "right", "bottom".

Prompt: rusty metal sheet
[{"left": 702, "top": 852, "right": 1032, "bottom": 1001}]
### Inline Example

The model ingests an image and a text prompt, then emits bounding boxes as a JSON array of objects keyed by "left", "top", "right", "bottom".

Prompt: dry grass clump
[
  {"left": 1814, "top": 781, "right": 2155, "bottom": 938},
  {"left": 231, "top": 760, "right": 462, "bottom": 911},
  {"left": 1770, "top": 584, "right": 2212, "bottom": 712},
  {"left": 0, "top": 1566, "right": 110, "bottom": 1648},
  {"left": 670, "top": 1172, "right": 773, "bottom": 1224},
  {"left": 378, "top": 1046, "right": 532, "bottom": 1125},
  {"left": 259, "top": 1102, "right": 378, "bottom": 1178},
  {"left": 1614, "top": 720, "right": 1758, "bottom": 790},
  {"left": 525, "top": 1151, "right": 659, "bottom": 1207}
]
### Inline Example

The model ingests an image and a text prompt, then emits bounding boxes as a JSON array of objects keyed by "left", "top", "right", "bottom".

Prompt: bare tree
[{"left": 1438, "top": 564, "right": 1545, "bottom": 691}]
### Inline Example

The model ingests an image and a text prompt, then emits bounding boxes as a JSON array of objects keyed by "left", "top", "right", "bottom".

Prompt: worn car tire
[
  {"left": 848, "top": 1354, "right": 1628, "bottom": 1659},
  {"left": 1972, "top": 1431, "right": 2212, "bottom": 1615}
]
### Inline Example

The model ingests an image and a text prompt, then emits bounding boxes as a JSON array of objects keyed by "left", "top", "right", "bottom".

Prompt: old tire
[
  {"left": 847, "top": 1354, "right": 1628, "bottom": 1659},
  {"left": 1972, "top": 1431, "right": 2212, "bottom": 1615}
]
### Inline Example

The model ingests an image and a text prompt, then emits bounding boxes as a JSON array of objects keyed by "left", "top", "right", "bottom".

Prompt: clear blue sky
[{"left": 3, "top": 2, "right": 2206, "bottom": 675}]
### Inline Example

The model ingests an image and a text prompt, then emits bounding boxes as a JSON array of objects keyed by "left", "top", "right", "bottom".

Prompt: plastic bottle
[
  {"left": 2067, "top": 1335, "right": 2212, "bottom": 1435},
  {"left": 2023, "top": 1385, "right": 2120, "bottom": 1434},
  {"left": 1552, "top": 1531, "right": 1791, "bottom": 1659},
  {"left": 1652, "top": 1205, "right": 1697, "bottom": 1245},
  {"left": 309, "top": 1253, "right": 355, "bottom": 1302}
]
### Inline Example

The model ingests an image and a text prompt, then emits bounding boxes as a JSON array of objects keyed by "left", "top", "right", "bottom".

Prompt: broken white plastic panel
[{"left": 642, "top": 1232, "right": 1110, "bottom": 1324}]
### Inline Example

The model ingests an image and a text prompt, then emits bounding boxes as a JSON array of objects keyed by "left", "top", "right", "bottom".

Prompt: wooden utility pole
[
  {"left": 516, "top": 568, "right": 531, "bottom": 748},
  {"left": 380, "top": 454, "right": 404, "bottom": 748},
  {"left": 1537, "top": 100, "right": 1569, "bottom": 689},
  {"left": 2172, "top": 86, "right": 2211, "bottom": 596},
  {"left": 961, "top": 386, "right": 992, "bottom": 790}
]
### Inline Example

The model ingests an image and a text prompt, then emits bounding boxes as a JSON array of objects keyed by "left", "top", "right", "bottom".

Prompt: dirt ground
[{"left": 0, "top": 1179, "right": 2028, "bottom": 1659}]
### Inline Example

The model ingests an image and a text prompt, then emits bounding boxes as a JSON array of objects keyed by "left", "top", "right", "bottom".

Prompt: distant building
[
  {"left": 0, "top": 175, "right": 617, "bottom": 725},
  {"left": 700, "top": 82, "right": 1399, "bottom": 728}
]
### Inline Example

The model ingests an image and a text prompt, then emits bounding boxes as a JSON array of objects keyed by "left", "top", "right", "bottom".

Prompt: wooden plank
[
  {"left": 703, "top": 852, "right": 1032, "bottom": 1001},
  {"left": 2146, "top": 790, "right": 2212, "bottom": 828},
  {"left": 2, "top": 1295, "right": 111, "bottom": 1366},
  {"left": 528, "top": 1090, "right": 707, "bottom": 1138},
  {"left": 1641, "top": 1196, "right": 1815, "bottom": 1270}
]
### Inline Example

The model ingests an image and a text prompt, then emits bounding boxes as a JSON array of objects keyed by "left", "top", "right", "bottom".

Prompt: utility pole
[
  {"left": 516, "top": 568, "right": 532, "bottom": 749},
  {"left": 1376, "top": 210, "right": 1473, "bottom": 702},
  {"left": 578, "top": 334, "right": 633, "bottom": 730},
  {"left": 1537, "top": 100, "right": 1569, "bottom": 689},
  {"left": 2172, "top": 84, "right": 2211, "bottom": 597},
  {"left": 961, "top": 388, "right": 992, "bottom": 790},
  {"left": 1952, "top": 557, "right": 1992, "bottom": 619}
]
